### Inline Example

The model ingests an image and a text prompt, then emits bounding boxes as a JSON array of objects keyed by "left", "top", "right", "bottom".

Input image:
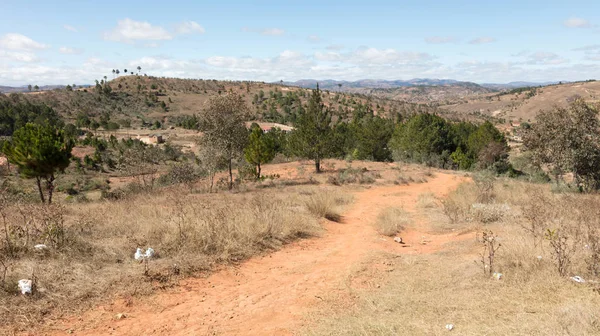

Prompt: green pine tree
[
  {"left": 2, "top": 123, "right": 73, "bottom": 203},
  {"left": 244, "top": 124, "right": 276, "bottom": 179},
  {"left": 288, "top": 84, "right": 333, "bottom": 173}
]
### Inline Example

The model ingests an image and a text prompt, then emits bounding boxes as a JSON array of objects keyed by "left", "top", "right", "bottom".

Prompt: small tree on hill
[
  {"left": 524, "top": 98, "right": 600, "bottom": 191},
  {"left": 2, "top": 123, "right": 73, "bottom": 203},
  {"left": 288, "top": 84, "right": 333, "bottom": 172},
  {"left": 244, "top": 124, "right": 276, "bottom": 179},
  {"left": 199, "top": 92, "right": 249, "bottom": 190}
]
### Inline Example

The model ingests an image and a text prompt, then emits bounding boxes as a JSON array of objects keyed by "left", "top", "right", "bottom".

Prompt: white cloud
[
  {"left": 175, "top": 21, "right": 205, "bottom": 34},
  {"left": 261, "top": 28, "right": 285, "bottom": 36},
  {"left": 63, "top": 24, "right": 78, "bottom": 32},
  {"left": 315, "top": 51, "right": 343, "bottom": 62},
  {"left": 573, "top": 44, "right": 600, "bottom": 51},
  {"left": 59, "top": 46, "right": 84, "bottom": 55},
  {"left": 103, "top": 18, "right": 173, "bottom": 43},
  {"left": 0, "top": 50, "right": 38, "bottom": 62},
  {"left": 308, "top": 35, "right": 320, "bottom": 42},
  {"left": 526, "top": 52, "right": 568, "bottom": 65},
  {"left": 425, "top": 36, "right": 457, "bottom": 44},
  {"left": 564, "top": 17, "right": 591, "bottom": 28},
  {"left": 242, "top": 27, "right": 286, "bottom": 36},
  {"left": 469, "top": 37, "right": 496, "bottom": 45},
  {"left": 348, "top": 47, "right": 435, "bottom": 65},
  {"left": 326, "top": 44, "right": 344, "bottom": 51},
  {"left": 0, "top": 33, "right": 48, "bottom": 51}
]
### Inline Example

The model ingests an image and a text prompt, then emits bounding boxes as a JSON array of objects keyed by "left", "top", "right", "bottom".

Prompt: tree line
[{"left": 1, "top": 84, "right": 516, "bottom": 202}]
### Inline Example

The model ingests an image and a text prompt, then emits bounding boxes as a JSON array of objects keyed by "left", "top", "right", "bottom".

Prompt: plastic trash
[
  {"left": 134, "top": 248, "right": 144, "bottom": 260},
  {"left": 393, "top": 237, "right": 404, "bottom": 244},
  {"left": 18, "top": 279, "right": 32, "bottom": 295},
  {"left": 536, "top": 255, "right": 543, "bottom": 260},
  {"left": 134, "top": 247, "right": 156, "bottom": 260},
  {"left": 445, "top": 324, "right": 454, "bottom": 331},
  {"left": 493, "top": 272, "right": 503, "bottom": 280},
  {"left": 570, "top": 276, "right": 585, "bottom": 283},
  {"left": 34, "top": 244, "right": 48, "bottom": 250}
]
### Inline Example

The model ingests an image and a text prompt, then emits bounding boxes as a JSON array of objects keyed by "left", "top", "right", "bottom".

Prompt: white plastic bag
[
  {"left": 134, "top": 247, "right": 155, "bottom": 260},
  {"left": 18, "top": 279, "right": 32, "bottom": 295},
  {"left": 134, "top": 248, "right": 144, "bottom": 260}
]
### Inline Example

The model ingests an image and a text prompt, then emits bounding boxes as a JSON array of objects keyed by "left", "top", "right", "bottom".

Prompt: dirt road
[{"left": 49, "top": 173, "right": 466, "bottom": 335}]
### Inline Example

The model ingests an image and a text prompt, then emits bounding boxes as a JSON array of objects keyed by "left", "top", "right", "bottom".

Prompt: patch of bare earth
[{"left": 39, "top": 173, "right": 467, "bottom": 336}]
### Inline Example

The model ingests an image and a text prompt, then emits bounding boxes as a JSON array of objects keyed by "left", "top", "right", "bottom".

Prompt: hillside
[
  {"left": 284, "top": 78, "right": 478, "bottom": 90},
  {"left": 439, "top": 80, "right": 600, "bottom": 122},
  {"left": 0, "top": 75, "right": 454, "bottom": 129},
  {"left": 344, "top": 82, "right": 495, "bottom": 104}
]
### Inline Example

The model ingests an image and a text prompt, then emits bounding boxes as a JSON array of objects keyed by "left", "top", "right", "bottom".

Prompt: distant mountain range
[
  {"left": 280, "top": 79, "right": 568, "bottom": 91},
  {"left": 0, "top": 79, "right": 572, "bottom": 95},
  {"left": 0, "top": 85, "right": 89, "bottom": 94}
]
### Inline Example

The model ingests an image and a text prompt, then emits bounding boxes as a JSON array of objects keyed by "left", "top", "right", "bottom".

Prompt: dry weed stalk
[
  {"left": 478, "top": 229, "right": 501, "bottom": 276},
  {"left": 544, "top": 226, "right": 580, "bottom": 276}
]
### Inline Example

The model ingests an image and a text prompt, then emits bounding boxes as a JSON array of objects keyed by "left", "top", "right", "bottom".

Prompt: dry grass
[
  {"left": 304, "top": 189, "right": 354, "bottom": 222},
  {"left": 374, "top": 207, "right": 411, "bottom": 236},
  {"left": 416, "top": 192, "right": 438, "bottom": 209},
  {"left": 0, "top": 184, "right": 337, "bottom": 333},
  {"left": 304, "top": 177, "right": 600, "bottom": 336}
]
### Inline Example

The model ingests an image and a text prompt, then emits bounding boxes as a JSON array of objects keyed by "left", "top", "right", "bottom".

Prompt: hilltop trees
[
  {"left": 199, "top": 92, "right": 249, "bottom": 190},
  {"left": 524, "top": 98, "right": 600, "bottom": 191},
  {"left": 288, "top": 84, "right": 334, "bottom": 173},
  {"left": 2, "top": 123, "right": 73, "bottom": 203},
  {"left": 388, "top": 113, "right": 508, "bottom": 171},
  {"left": 244, "top": 124, "right": 276, "bottom": 179},
  {"left": 0, "top": 101, "right": 63, "bottom": 136}
]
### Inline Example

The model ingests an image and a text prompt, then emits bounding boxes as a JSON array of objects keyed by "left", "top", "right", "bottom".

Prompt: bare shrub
[
  {"left": 375, "top": 208, "right": 410, "bottom": 236},
  {"left": 328, "top": 166, "right": 379, "bottom": 185},
  {"left": 474, "top": 173, "right": 495, "bottom": 203},
  {"left": 478, "top": 229, "right": 501, "bottom": 276},
  {"left": 521, "top": 188, "right": 554, "bottom": 247},
  {"left": 416, "top": 192, "right": 438, "bottom": 208},
  {"left": 544, "top": 227, "right": 580, "bottom": 276},
  {"left": 441, "top": 182, "right": 478, "bottom": 223},
  {"left": 470, "top": 203, "right": 510, "bottom": 224}
]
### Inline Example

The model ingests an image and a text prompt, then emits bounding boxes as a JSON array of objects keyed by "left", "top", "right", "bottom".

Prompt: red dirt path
[{"left": 47, "top": 172, "right": 468, "bottom": 335}]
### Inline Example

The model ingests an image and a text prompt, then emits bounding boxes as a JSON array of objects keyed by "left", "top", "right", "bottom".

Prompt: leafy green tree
[
  {"left": 2, "top": 123, "right": 73, "bottom": 203},
  {"left": 244, "top": 124, "right": 276, "bottom": 179},
  {"left": 199, "top": 92, "right": 249, "bottom": 190},
  {"left": 0, "top": 101, "right": 63, "bottom": 136},
  {"left": 353, "top": 115, "right": 394, "bottom": 161},
  {"left": 388, "top": 113, "right": 454, "bottom": 164},
  {"left": 524, "top": 99, "right": 600, "bottom": 190},
  {"left": 288, "top": 84, "right": 333, "bottom": 172},
  {"left": 33, "top": 85, "right": 39, "bottom": 91},
  {"left": 467, "top": 121, "right": 506, "bottom": 158}
]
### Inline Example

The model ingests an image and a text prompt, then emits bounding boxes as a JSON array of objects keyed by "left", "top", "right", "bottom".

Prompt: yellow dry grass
[
  {"left": 0, "top": 183, "right": 351, "bottom": 333},
  {"left": 304, "top": 177, "right": 600, "bottom": 336},
  {"left": 374, "top": 207, "right": 411, "bottom": 236}
]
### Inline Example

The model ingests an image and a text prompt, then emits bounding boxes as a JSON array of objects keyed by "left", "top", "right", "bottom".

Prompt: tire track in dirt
[{"left": 46, "top": 173, "right": 467, "bottom": 336}]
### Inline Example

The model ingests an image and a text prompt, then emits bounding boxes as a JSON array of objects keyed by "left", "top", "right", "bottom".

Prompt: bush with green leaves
[{"left": 2, "top": 123, "right": 73, "bottom": 203}]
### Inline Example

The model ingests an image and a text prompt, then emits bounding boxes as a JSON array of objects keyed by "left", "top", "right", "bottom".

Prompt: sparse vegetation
[{"left": 374, "top": 207, "right": 410, "bottom": 236}]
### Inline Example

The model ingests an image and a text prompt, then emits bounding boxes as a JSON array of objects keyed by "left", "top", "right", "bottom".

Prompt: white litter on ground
[
  {"left": 134, "top": 247, "right": 156, "bottom": 260},
  {"left": 570, "top": 276, "right": 585, "bottom": 283},
  {"left": 18, "top": 279, "right": 32, "bottom": 294},
  {"left": 445, "top": 324, "right": 454, "bottom": 331}
]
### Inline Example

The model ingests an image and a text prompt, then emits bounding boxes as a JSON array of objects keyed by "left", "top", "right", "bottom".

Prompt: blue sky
[{"left": 1, "top": 0, "right": 600, "bottom": 85}]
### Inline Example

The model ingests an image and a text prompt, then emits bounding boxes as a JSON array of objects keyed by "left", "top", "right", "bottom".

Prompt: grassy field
[{"left": 304, "top": 177, "right": 600, "bottom": 335}]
